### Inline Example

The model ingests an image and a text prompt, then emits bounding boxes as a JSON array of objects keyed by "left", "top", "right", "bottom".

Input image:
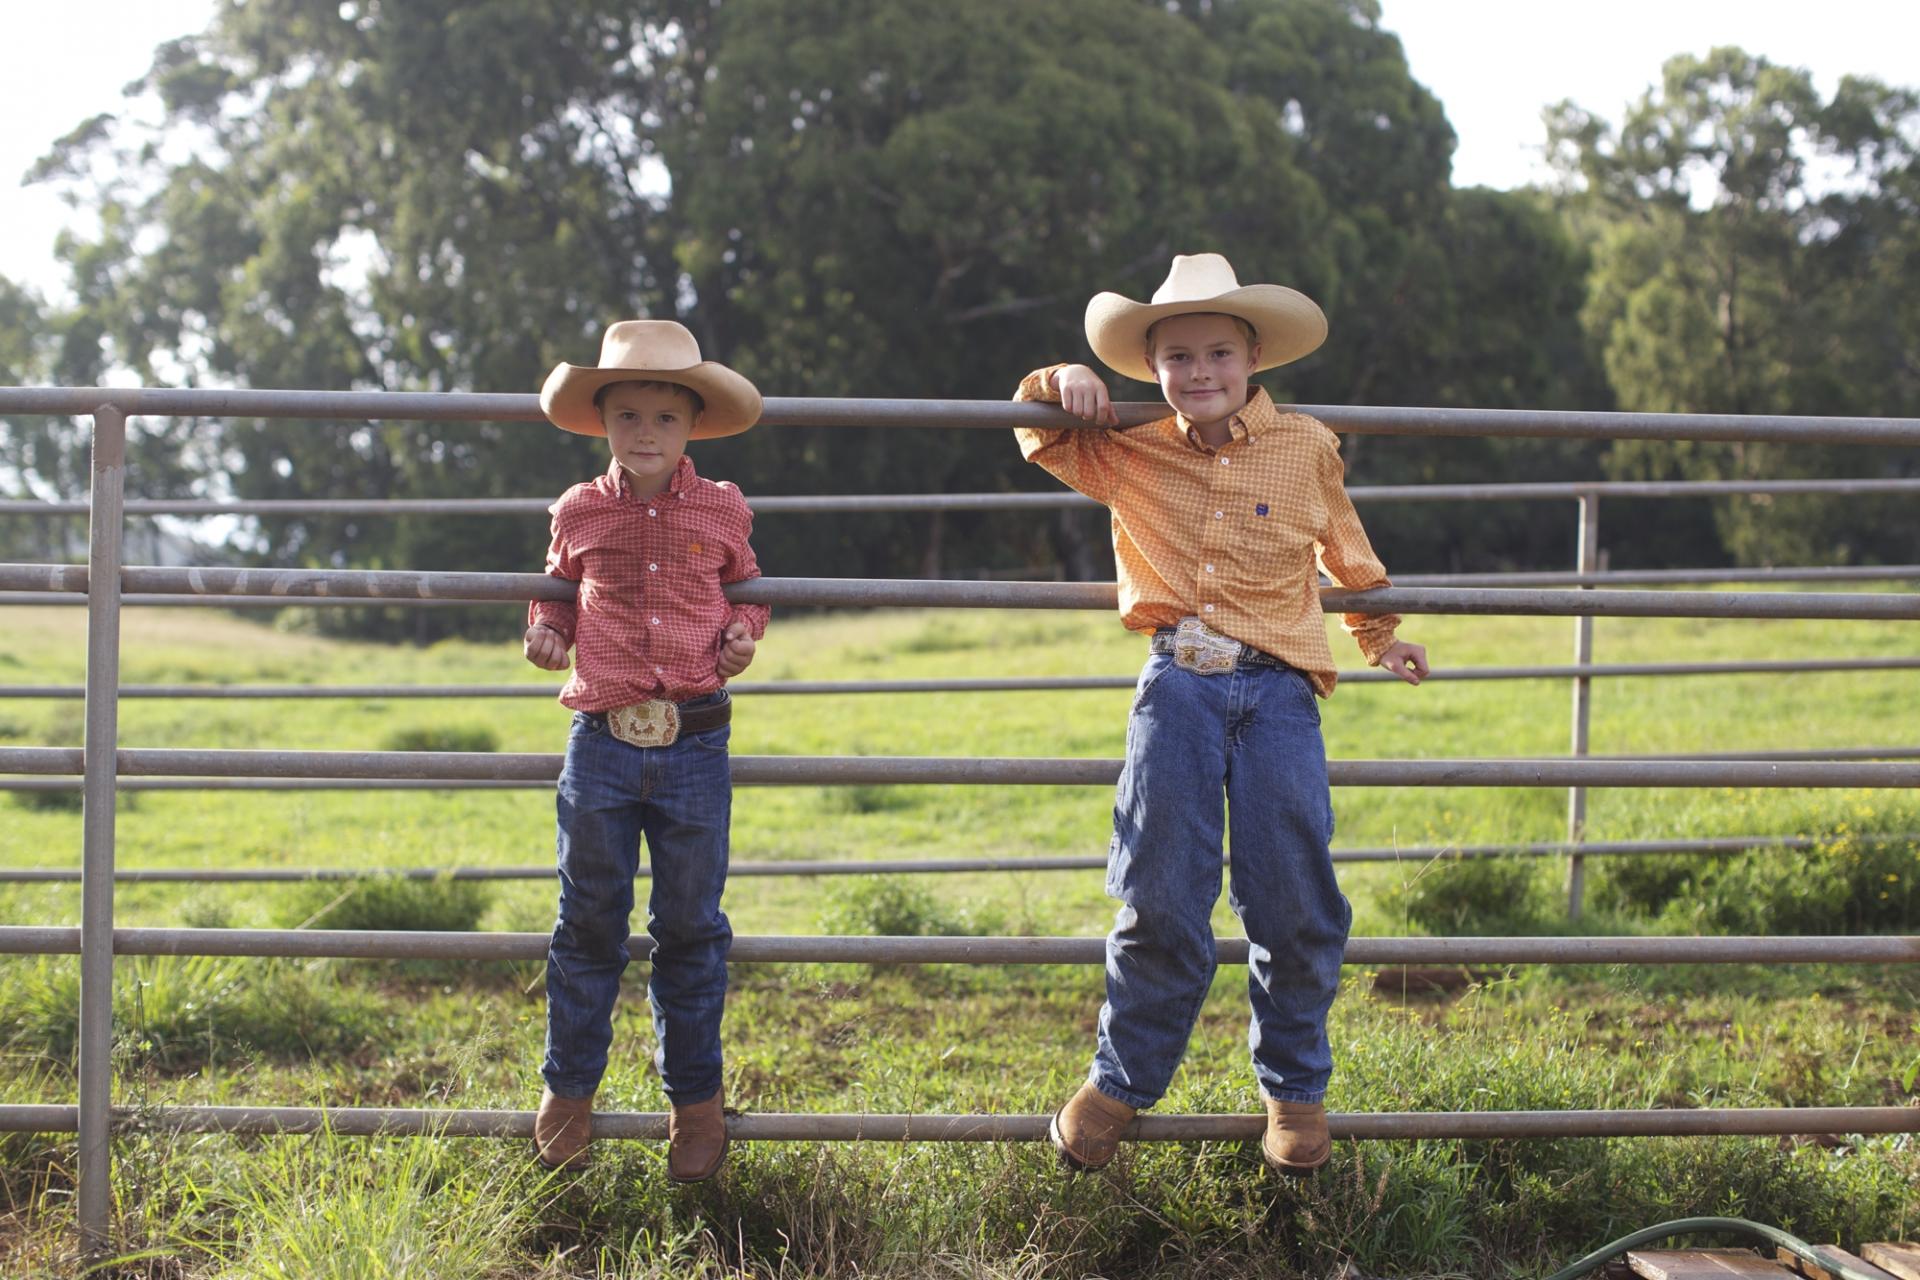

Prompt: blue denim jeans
[
  {"left": 1090, "top": 653, "right": 1351, "bottom": 1108},
  {"left": 542, "top": 699, "right": 732, "bottom": 1104}
]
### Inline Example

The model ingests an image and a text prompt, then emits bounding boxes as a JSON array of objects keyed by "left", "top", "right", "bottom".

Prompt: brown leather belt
[{"left": 595, "top": 691, "right": 731, "bottom": 748}]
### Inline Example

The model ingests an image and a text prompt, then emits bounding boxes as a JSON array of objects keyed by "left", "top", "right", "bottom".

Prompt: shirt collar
[
  {"left": 1174, "top": 385, "right": 1277, "bottom": 449},
  {"left": 603, "top": 453, "right": 697, "bottom": 499}
]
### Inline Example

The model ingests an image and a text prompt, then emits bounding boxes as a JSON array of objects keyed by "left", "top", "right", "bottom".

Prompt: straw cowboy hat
[
  {"left": 541, "top": 320, "right": 762, "bottom": 438},
  {"left": 1084, "top": 253, "right": 1328, "bottom": 383}
]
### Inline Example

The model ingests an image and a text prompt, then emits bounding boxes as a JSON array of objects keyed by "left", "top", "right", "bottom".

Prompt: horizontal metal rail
[
  {"left": 2, "top": 834, "right": 1910, "bottom": 885},
  {"left": 7, "top": 657, "right": 1920, "bottom": 701},
  {"left": 9, "top": 477, "right": 1920, "bottom": 519},
  {"left": 1394, "top": 566, "right": 1920, "bottom": 588},
  {"left": 5, "top": 747, "right": 1920, "bottom": 788},
  {"left": 0, "top": 1104, "right": 1912, "bottom": 1141},
  {"left": 5, "top": 564, "right": 1919, "bottom": 620},
  {"left": 0, "top": 927, "right": 1913, "bottom": 965},
  {"left": 8, "top": 750, "right": 1920, "bottom": 795},
  {"left": 9, "top": 568, "right": 1920, "bottom": 612},
  {"left": 7, "top": 386, "right": 1920, "bottom": 445}
]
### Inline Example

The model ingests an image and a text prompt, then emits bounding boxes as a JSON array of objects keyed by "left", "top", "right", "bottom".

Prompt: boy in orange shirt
[{"left": 1013, "top": 253, "right": 1429, "bottom": 1175}]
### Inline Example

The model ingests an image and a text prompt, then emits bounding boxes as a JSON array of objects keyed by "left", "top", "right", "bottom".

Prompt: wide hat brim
[
  {"left": 540, "top": 362, "right": 763, "bottom": 439},
  {"left": 1085, "top": 284, "right": 1328, "bottom": 383}
]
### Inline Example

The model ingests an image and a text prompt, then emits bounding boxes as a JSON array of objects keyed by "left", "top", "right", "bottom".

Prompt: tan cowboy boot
[
  {"left": 533, "top": 1088, "right": 594, "bottom": 1171},
  {"left": 667, "top": 1090, "right": 729, "bottom": 1183},
  {"left": 1261, "top": 1098, "right": 1331, "bottom": 1176},
  {"left": 1048, "top": 1082, "right": 1137, "bottom": 1172}
]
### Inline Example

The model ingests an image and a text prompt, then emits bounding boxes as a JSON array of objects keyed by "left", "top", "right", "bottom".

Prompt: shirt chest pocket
[{"left": 1224, "top": 495, "right": 1318, "bottom": 581}]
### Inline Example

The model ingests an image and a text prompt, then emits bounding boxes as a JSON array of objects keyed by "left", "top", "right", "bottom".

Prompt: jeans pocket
[
  {"left": 1290, "top": 670, "right": 1322, "bottom": 725},
  {"left": 1133, "top": 653, "right": 1174, "bottom": 707},
  {"left": 686, "top": 724, "right": 731, "bottom": 752},
  {"left": 572, "top": 710, "right": 606, "bottom": 736}
]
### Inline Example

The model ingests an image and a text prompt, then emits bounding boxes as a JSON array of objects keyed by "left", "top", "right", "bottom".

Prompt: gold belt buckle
[
  {"left": 606, "top": 700, "right": 680, "bottom": 747},
  {"left": 1172, "top": 616, "right": 1240, "bottom": 675}
]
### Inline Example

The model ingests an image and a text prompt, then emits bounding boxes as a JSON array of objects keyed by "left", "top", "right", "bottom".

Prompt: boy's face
[
  {"left": 600, "top": 382, "right": 700, "bottom": 493},
  {"left": 1145, "top": 313, "right": 1261, "bottom": 426}
]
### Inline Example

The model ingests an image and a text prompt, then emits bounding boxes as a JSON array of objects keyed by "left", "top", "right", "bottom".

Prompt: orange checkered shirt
[{"left": 1014, "top": 367, "right": 1399, "bottom": 697}]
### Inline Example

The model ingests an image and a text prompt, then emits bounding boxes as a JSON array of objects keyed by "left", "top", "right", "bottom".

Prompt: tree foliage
[
  {"left": 11, "top": 3, "right": 1700, "bottom": 637},
  {"left": 1549, "top": 48, "right": 1920, "bottom": 567}
]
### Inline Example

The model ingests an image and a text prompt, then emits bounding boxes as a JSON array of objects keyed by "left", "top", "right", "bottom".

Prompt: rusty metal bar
[
  {"left": 8, "top": 657, "right": 1920, "bottom": 702},
  {"left": 9, "top": 478, "right": 1920, "bottom": 521},
  {"left": 1395, "top": 566, "right": 1920, "bottom": 587},
  {"left": 0, "top": 1103, "right": 1913, "bottom": 1141},
  {"left": 5, "top": 563, "right": 1920, "bottom": 620},
  {"left": 8, "top": 748, "right": 1919, "bottom": 794},
  {"left": 6, "top": 747, "right": 1920, "bottom": 788},
  {"left": 6, "top": 386, "right": 1920, "bottom": 444},
  {"left": 10, "top": 566, "right": 1920, "bottom": 612},
  {"left": 1, "top": 832, "right": 1911, "bottom": 885},
  {"left": 0, "top": 927, "right": 1914, "bottom": 965}
]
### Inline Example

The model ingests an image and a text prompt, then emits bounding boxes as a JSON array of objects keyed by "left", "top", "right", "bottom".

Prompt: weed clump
[
  {"left": 818, "top": 876, "right": 991, "bottom": 937},
  {"left": 274, "top": 873, "right": 493, "bottom": 933},
  {"left": 1663, "top": 829, "right": 1919, "bottom": 935},
  {"left": 0, "top": 955, "right": 381, "bottom": 1072},
  {"left": 1384, "top": 855, "right": 1555, "bottom": 935},
  {"left": 380, "top": 724, "right": 499, "bottom": 753}
]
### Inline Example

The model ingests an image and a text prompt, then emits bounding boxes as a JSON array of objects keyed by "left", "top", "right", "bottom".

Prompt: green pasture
[{"left": 0, "top": 600, "right": 1915, "bottom": 1277}]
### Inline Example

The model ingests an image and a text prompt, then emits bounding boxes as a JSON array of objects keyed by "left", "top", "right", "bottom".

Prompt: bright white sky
[{"left": 2, "top": 0, "right": 1916, "bottom": 303}]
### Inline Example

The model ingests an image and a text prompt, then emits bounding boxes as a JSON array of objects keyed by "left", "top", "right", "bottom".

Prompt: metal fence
[{"left": 1, "top": 387, "right": 1918, "bottom": 1254}]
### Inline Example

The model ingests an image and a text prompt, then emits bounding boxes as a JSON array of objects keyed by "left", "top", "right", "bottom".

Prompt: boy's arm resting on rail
[
  {"left": 525, "top": 500, "right": 579, "bottom": 669},
  {"left": 1011, "top": 364, "right": 1120, "bottom": 505},
  {"left": 1311, "top": 436, "right": 1401, "bottom": 666},
  {"left": 717, "top": 488, "right": 771, "bottom": 642}
]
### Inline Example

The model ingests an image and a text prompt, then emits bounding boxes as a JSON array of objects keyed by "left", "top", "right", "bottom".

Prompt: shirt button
[
  {"left": 647, "top": 508, "right": 657, "bottom": 517},
  {"left": 654, "top": 666, "right": 664, "bottom": 675},
  {"left": 1214, "top": 510, "right": 1224, "bottom": 519},
  {"left": 1220, "top": 456, "right": 1231, "bottom": 465},
  {"left": 1205, "top": 564, "right": 1215, "bottom": 573},
  {"left": 1204, "top": 604, "right": 1216, "bottom": 613},
  {"left": 650, "top": 617, "right": 660, "bottom": 626},
  {"left": 648, "top": 563, "right": 658, "bottom": 572}
]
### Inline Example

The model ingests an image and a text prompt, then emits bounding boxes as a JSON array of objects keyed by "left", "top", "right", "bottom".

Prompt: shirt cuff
[
  {"left": 1356, "top": 622, "right": 1401, "bottom": 666},
  {"left": 1014, "top": 365, "right": 1068, "bottom": 404},
  {"left": 529, "top": 601, "right": 576, "bottom": 648},
  {"left": 727, "top": 602, "right": 770, "bottom": 641}
]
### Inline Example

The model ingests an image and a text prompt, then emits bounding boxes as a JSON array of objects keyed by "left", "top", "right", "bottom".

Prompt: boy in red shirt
[
  {"left": 523, "top": 320, "right": 768, "bottom": 1181},
  {"left": 1015, "top": 254, "right": 1429, "bottom": 1176}
]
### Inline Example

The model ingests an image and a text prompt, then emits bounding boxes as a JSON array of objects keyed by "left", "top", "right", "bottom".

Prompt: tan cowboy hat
[
  {"left": 1084, "top": 253, "right": 1327, "bottom": 383},
  {"left": 540, "top": 320, "right": 762, "bottom": 438}
]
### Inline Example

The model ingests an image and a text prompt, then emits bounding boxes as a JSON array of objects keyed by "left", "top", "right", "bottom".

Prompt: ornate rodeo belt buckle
[
  {"left": 1172, "top": 616, "right": 1240, "bottom": 675},
  {"left": 606, "top": 699, "right": 681, "bottom": 747}
]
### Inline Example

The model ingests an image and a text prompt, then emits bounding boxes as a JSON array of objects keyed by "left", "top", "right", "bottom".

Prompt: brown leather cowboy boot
[
  {"left": 667, "top": 1089, "right": 729, "bottom": 1183},
  {"left": 1261, "top": 1098, "right": 1331, "bottom": 1176},
  {"left": 533, "top": 1088, "right": 594, "bottom": 1171},
  {"left": 1048, "top": 1082, "right": 1137, "bottom": 1172}
]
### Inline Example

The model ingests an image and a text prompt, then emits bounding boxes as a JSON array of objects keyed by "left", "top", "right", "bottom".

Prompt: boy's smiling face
[
  {"left": 1145, "top": 312, "right": 1262, "bottom": 427},
  {"left": 599, "top": 381, "right": 701, "bottom": 495}
]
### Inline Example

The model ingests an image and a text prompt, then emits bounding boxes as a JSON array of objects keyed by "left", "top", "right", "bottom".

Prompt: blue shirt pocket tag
[{"left": 1255, "top": 503, "right": 1270, "bottom": 517}]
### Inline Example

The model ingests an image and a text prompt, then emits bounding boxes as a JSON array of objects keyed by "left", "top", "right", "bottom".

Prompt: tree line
[{"left": 2, "top": 0, "right": 1915, "bottom": 639}]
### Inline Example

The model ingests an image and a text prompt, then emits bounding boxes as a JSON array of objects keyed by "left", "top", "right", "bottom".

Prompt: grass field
[{"left": 0, "top": 599, "right": 1916, "bottom": 1277}]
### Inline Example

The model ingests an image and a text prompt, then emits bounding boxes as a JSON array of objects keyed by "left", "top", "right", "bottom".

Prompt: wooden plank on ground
[
  {"left": 1629, "top": 1251, "right": 1793, "bottom": 1280},
  {"left": 1779, "top": 1244, "right": 1900, "bottom": 1280},
  {"left": 1863, "top": 1244, "right": 1920, "bottom": 1280}
]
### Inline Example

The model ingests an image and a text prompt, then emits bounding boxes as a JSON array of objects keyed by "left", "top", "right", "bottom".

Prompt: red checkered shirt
[{"left": 528, "top": 455, "right": 771, "bottom": 710}]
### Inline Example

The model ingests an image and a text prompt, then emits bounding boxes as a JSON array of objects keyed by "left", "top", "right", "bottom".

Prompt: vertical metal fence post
[
  {"left": 77, "top": 405, "right": 127, "bottom": 1253},
  {"left": 1566, "top": 493, "right": 1599, "bottom": 919}
]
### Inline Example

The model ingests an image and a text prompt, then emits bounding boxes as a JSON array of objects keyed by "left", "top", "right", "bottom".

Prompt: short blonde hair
[{"left": 1144, "top": 313, "right": 1259, "bottom": 359}]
